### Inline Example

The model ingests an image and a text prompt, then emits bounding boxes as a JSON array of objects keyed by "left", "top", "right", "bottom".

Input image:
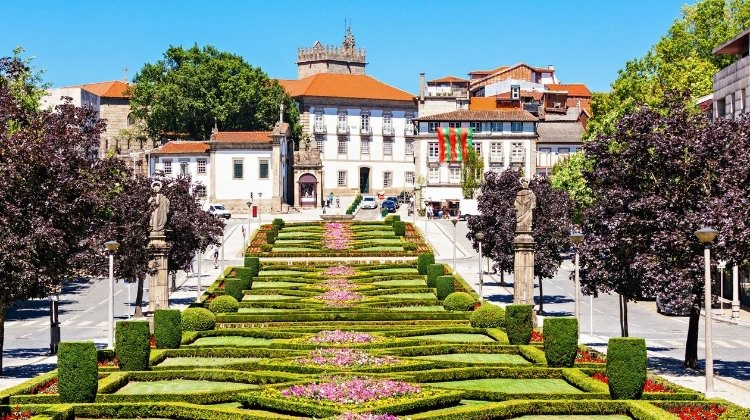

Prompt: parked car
[
  {"left": 203, "top": 203, "right": 231, "bottom": 219},
  {"left": 397, "top": 191, "right": 411, "bottom": 204},
  {"left": 381, "top": 199, "right": 397, "bottom": 213},
  {"left": 361, "top": 196, "right": 378, "bottom": 209},
  {"left": 655, "top": 294, "right": 691, "bottom": 316},
  {"left": 458, "top": 199, "right": 479, "bottom": 221},
  {"left": 385, "top": 196, "right": 400, "bottom": 209}
]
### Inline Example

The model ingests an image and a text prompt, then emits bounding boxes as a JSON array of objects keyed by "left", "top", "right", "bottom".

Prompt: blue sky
[{"left": 1, "top": 0, "right": 691, "bottom": 93}]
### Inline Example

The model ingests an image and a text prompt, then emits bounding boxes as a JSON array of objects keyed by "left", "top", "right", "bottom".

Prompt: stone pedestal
[
  {"left": 513, "top": 231, "right": 536, "bottom": 305},
  {"left": 147, "top": 231, "right": 170, "bottom": 312}
]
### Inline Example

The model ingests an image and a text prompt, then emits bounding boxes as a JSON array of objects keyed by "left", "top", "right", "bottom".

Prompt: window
[
  {"left": 163, "top": 159, "right": 172, "bottom": 175},
  {"left": 725, "top": 94, "right": 733, "bottom": 118},
  {"left": 511, "top": 122, "right": 523, "bottom": 132},
  {"left": 558, "top": 147, "right": 570, "bottom": 156},
  {"left": 511, "top": 85, "right": 520, "bottom": 99},
  {"left": 428, "top": 122, "right": 440, "bottom": 133},
  {"left": 490, "top": 122, "right": 503, "bottom": 132},
  {"left": 428, "top": 167, "right": 440, "bottom": 183},
  {"left": 490, "top": 142, "right": 503, "bottom": 162},
  {"left": 538, "top": 147, "right": 551, "bottom": 167},
  {"left": 473, "top": 143, "right": 482, "bottom": 157},
  {"left": 314, "top": 111, "right": 325, "bottom": 132},
  {"left": 127, "top": 113, "right": 135, "bottom": 127},
  {"left": 511, "top": 142, "right": 525, "bottom": 162},
  {"left": 197, "top": 159, "right": 207, "bottom": 174},
  {"left": 405, "top": 140, "right": 414, "bottom": 156},
  {"left": 405, "top": 113, "right": 415, "bottom": 135},
  {"left": 361, "top": 113, "right": 370, "bottom": 134},
  {"left": 449, "top": 167, "right": 461, "bottom": 184},
  {"left": 383, "top": 171, "right": 393, "bottom": 187},
  {"left": 316, "top": 136, "right": 325, "bottom": 152},
  {"left": 745, "top": 89, "right": 750, "bottom": 113},
  {"left": 735, "top": 90, "right": 744, "bottom": 119},
  {"left": 337, "top": 110, "right": 348, "bottom": 132},
  {"left": 259, "top": 159, "right": 269, "bottom": 179},
  {"left": 469, "top": 122, "right": 483, "bottom": 132},
  {"left": 449, "top": 122, "right": 461, "bottom": 129},
  {"left": 383, "top": 112, "right": 393, "bottom": 135},
  {"left": 179, "top": 159, "right": 189, "bottom": 176},
  {"left": 360, "top": 139, "right": 370, "bottom": 154},
  {"left": 428, "top": 142, "right": 439, "bottom": 161},
  {"left": 233, "top": 159, "right": 244, "bottom": 179},
  {"left": 405, "top": 171, "right": 415, "bottom": 184},
  {"left": 194, "top": 184, "right": 207, "bottom": 198},
  {"left": 383, "top": 140, "right": 392, "bottom": 156},
  {"left": 338, "top": 170, "right": 347, "bottom": 187},
  {"left": 338, "top": 138, "right": 348, "bottom": 154}
]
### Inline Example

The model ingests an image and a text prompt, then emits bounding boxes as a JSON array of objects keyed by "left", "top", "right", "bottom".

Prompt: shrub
[
  {"left": 426, "top": 264, "right": 444, "bottom": 288},
  {"left": 381, "top": 208, "right": 388, "bottom": 218},
  {"left": 393, "top": 221, "right": 406, "bottom": 237},
  {"left": 403, "top": 242, "right": 417, "bottom": 251},
  {"left": 607, "top": 337, "right": 647, "bottom": 399},
  {"left": 435, "top": 276, "right": 455, "bottom": 300},
  {"left": 470, "top": 303, "right": 505, "bottom": 328},
  {"left": 224, "top": 278, "right": 244, "bottom": 301},
  {"left": 390, "top": 215, "right": 401, "bottom": 223},
  {"left": 543, "top": 317, "right": 578, "bottom": 367},
  {"left": 208, "top": 295, "right": 239, "bottom": 313},
  {"left": 443, "top": 292, "right": 476, "bottom": 311},
  {"left": 153, "top": 309, "right": 181, "bottom": 349},
  {"left": 182, "top": 307, "right": 216, "bottom": 331},
  {"left": 272, "top": 218, "right": 285, "bottom": 228},
  {"left": 506, "top": 304, "right": 534, "bottom": 345},
  {"left": 234, "top": 267, "right": 253, "bottom": 290},
  {"left": 115, "top": 320, "right": 150, "bottom": 371},
  {"left": 417, "top": 253, "right": 435, "bottom": 275},
  {"left": 261, "top": 244, "right": 273, "bottom": 252},
  {"left": 244, "top": 257, "right": 260, "bottom": 276},
  {"left": 58, "top": 341, "right": 97, "bottom": 402},
  {"left": 265, "top": 230, "right": 276, "bottom": 244}
]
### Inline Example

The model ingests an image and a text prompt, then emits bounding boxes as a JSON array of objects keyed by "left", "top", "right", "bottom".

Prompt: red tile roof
[
  {"left": 80, "top": 81, "right": 130, "bottom": 98},
  {"left": 428, "top": 76, "right": 469, "bottom": 84},
  {"left": 545, "top": 84, "right": 592, "bottom": 97},
  {"left": 278, "top": 74, "right": 413, "bottom": 101},
  {"left": 415, "top": 109, "right": 537, "bottom": 122},
  {"left": 155, "top": 141, "right": 209, "bottom": 154},
  {"left": 212, "top": 131, "right": 272, "bottom": 143}
]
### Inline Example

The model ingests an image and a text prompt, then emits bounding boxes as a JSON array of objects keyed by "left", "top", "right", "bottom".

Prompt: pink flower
[
  {"left": 337, "top": 413, "right": 399, "bottom": 420},
  {"left": 281, "top": 376, "right": 420, "bottom": 404},
  {"left": 324, "top": 265, "right": 356, "bottom": 277},
  {"left": 317, "top": 290, "right": 363, "bottom": 307},
  {"left": 297, "top": 348, "right": 399, "bottom": 368},
  {"left": 323, "top": 223, "right": 353, "bottom": 250},
  {"left": 308, "top": 330, "right": 377, "bottom": 344}
]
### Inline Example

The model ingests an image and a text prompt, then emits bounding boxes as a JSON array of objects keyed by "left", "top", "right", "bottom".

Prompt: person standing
[
  {"left": 328, "top": 192, "right": 334, "bottom": 207},
  {"left": 213, "top": 248, "right": 219, "bottom": 269}
]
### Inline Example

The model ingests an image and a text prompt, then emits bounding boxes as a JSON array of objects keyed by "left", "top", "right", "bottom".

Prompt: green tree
[
  {"left": 461, "top": 149, "right": 483, "bottom": 199},
  {"left": 130, "top": 44, "right": 300, "bottom": 141},
  {"left": 550, "top": 152, "right": 594, "bottom": 225}
]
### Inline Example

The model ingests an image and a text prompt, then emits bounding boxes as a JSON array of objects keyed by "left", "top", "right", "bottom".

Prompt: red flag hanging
[
  {"left": 437, "top": 128, "right": 446, "bottom": 161},
  {"left": 449, "top": 128, "right": 458, "bottom": 161}
]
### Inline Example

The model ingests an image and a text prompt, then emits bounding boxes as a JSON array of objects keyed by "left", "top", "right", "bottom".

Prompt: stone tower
[{"left": 297, "top": 27, "right": 367, "bottom": 79}]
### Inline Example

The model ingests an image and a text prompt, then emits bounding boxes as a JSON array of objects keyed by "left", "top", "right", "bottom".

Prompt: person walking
[
  {"left": 336, "top": 196, "right": 340, "bottom": 208},
  {"left": 213, "top": 248, "right": 219, "bottom": 269}
]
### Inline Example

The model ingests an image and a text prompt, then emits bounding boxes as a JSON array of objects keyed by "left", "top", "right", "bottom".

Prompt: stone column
[
  {"left": 147, "top": 231, "right": 170, "bottom": 312},
  {"left": 513, "top": 231, "right": 536, "bottom": 305}
]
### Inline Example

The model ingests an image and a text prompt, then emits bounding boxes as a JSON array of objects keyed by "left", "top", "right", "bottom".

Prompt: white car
[
  {"left": 361, "top": 196, "right": 378, "bottom": 209},
  {"left": 203, "top": 203, "right": 231, "bottom": 219}
]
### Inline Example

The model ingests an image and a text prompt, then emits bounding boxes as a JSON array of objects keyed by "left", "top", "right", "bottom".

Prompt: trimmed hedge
[
  {"left": 115, "top": 320, "right": 150, "bottom": 371},
  {"left": 224, "top": 278, "right": 244, "bottom": 301},
  {"left": 272, "top": 218, "right": 285, "bottom": 228},
  {"left": 543, "top": 317, "right": 578, "bottom": 368},
  {"left": 153, "top": 309, "right": 181, "bottom": 349},
  {"left": 418, "top": 253, "right": 435, "bottom": 275},
  {"left": 505, "top": 304, "right": 534, "bottom": 345},
  {"left": 208, "top": 295, "right": 239, "bottom": 313},
  {"left": 426, "top": 263, "right": 444, "bottom": 288},
  {"left": 234, "top": 267, "right": 253, "bottom": 290},
  {"left": 436, "top": 276, "right": 455, "bottom": 300},
  {"left": 393, "top": 221, "right": 405, "bottom": 237},
  {"left": 244, "top": 257, "right": 260, "bottom": 277},
  {"left": 182, "top": 307, "right": 216, "bottom": 331},
  {"left": 442, "top": 292, "right": 476, "bottom": 311},
  {"left": 265, "top": 230, "right": 276, "bottom": 244},
  {"left": 58, "top": 341, "right": 97, "bottom": 403},
  {"left": 607, "top": 337, "right": 647, "bottom": 399},
  {"left": 470, "top": 303, "right": 505, "bottom": 328}
]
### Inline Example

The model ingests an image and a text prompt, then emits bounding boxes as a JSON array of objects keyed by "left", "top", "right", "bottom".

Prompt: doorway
[{"left": 359, "top": 167, "right": 370, "bottom": 194}]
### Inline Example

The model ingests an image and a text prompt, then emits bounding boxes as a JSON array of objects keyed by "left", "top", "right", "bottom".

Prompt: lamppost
[
  {"left": 570, "top": 232, "right": 584, "bottom": 340},
  {"left": 423, "top": 197, "right": 431, "bottom": 237},
  {"left": 104, "top": 240, "right": 120, "bottom": 349},
  {"left": 258, "top": 192, "right": 263, "bottom": 226},
  {"left": 451, "top": 218, "right": 459, "bottom": 274},
  {"left": 246, "top": 199, "right": 253, "bottom": 245},
  {"left": 475, "top": 232, "right": 485, "bottom": 300},
  {"left": 412, "top": 186, "right": 421, "bottom": 225},
  {"left": 695, "top": 227, "right": 718, "bottom": 396},
  {"left": 718, "top": 260, "right": 727, "bottom": 317},
  {"left": 196, "top": 239, "right": 203, "bottom": 300}
]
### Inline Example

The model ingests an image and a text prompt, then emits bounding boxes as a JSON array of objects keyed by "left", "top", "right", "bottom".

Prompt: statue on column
[
  {"left": 149, "top": 181, "right": 170, "bottom": 233},
  {"left": 514, "top": 178, "right": 536, "bottom": 232}
]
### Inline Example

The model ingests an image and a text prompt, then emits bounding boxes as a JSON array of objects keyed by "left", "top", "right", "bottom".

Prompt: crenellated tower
[{"left": 297, "top": 26, "right": 367, "bottom": 79}]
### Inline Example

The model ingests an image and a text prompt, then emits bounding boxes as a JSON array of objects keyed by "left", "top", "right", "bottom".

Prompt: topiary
[
  {"left": 390, "top": 215, "right": 401, "bottom": 223},
  {"left": 224, "top": 278, "right": 244, "bottom": 301},
  {"left": 443, "top": 292, "right": 476, "bottom": 311},
  {"left": 470, "top": 303, "right": 505, "bottom": 328},
  {"left": 384, "top": 215, "right": 395, "bottom": 225},
  {"left": 272, "top": 218, "right": 285, "bottom": 228},
  {"left": 234, "top": 267, "right": 253, "bottom": 290},
  {"left": 393, "top": 221, "right": 405, "bottom": 237},
  {"left": 380, "top": 208, "right": 388, "bottom": 218},
  {"left": 426, "top": 263, "right": 444, "bottom": 287},
  {"left": 265, "top": 230, "right": 276, "bottom": 244},
  {"left": 543, "top": 317, "right": 578, "bottom": 367},
  {"left": 506, "top": 304, "right": 534, "bottom": 345},
  {"left": 607, "top": 337, "right": 647, "bottom": 399},
  {"left": 403, "top": 242, "right": 417, "bottom": 251},
  {"left": 153, "top": 309, "right": 181, "bottom": 349},
  {"left": 182, "top": 307, "right": 216, "bottom": 331},
  {"left": 261, "top": 244, "right": 273, "bottom": 252},
  {"left": 436, "top": 276, "right": 455, "bottom": 300},
  {"left": 208, "top": 295, "right": 239, "bottom": 313},
  {"left": 115, "top": 320, "right": 150, "bottom": 371},
  {"left": 244, "top": 257, "right": 260, "bottom": 277},
  {"left": 417, "top": 252, "right": 435, "bottom": 275},
  {"left": 58, "top": 341, "right": 98, "bottom": 402}
]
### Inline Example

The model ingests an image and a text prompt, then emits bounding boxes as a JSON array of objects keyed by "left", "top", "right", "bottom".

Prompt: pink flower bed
[
  {"left": 309, "top": 330, "right": 377, "bottom": 344},
  {"left": 322, "top": 278, "right": 355, "bottom": 291},
  {"left": 281, "top": 376, "right": 420, "bottom": 404},
  {"left": 323, "top": 223, "right": 353, "bottom": 250},
  {"left": 318, "top": 290, "right": 363, "bottom": 307},
  {"left": 297, "top": 348, "right": 399, "bottom": 368},
  {"left": 324, "top": 265, "right": 356, "bottom": 277},
  {"left": 337, "top": 413, "right": 399, "bottom": 420}
]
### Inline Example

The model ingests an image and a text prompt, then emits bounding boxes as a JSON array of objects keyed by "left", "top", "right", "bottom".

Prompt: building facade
[{"left": 713, "top": 28, "right": 750, "bottom": 120}]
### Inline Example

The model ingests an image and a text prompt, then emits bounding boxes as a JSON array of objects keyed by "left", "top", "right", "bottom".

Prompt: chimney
[
  {"left": 548, "top": 64, "right": 555, "bottom": 71},
  {"left": 419, "top": 73, "right": 425, "bottom": 101},
  {"left": 279, "top": 103, "right": 285, "bottom": 124}
]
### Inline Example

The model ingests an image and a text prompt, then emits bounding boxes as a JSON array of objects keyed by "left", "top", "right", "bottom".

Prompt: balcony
[
  {"left": 510, "top": 154, "right": 525, "bottom": 164},
  {"left": 313, "top": 123, "right": 327, "bottom": 134},
  {"left": 336, "top": 124, "right": 349, "bottom": 135},
  {"left": 360, "top": 126, "right": 372, "bottom": 136},
  {"left": 426, "top": 156, "right": 439, "bottom": 164},
  {"left": 404, "top": 126, "right": 416, "bottom": 136},
  {"left": 489, "top": 155, "right": 504, "bottom": 164},
  {"left": 382, "top": 125, "right": 395, "bottom": 136}
]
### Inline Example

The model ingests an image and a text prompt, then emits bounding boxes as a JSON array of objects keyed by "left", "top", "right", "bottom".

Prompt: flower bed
[
  {"left": 30, "top": 378, "right": 58, "bottom": 395},
  {"left": 591, "top": 372, "right": 671, "bottom": 393},
  {"left": 309, "top": 330, "right": 378, "bottom": 345},
  {"left": 325, "top": 265, "right": 357, "bottom": 277},
  {"left": 280, "top": 376, "right": 420, "bottom": 404},
  {"left": 323, "top": 223, "right": 353, "bottom": 250},
  {"left": 317, "top": 290, "right": 365, "bottom": 307},
  {"left": 661, "top": 402, "right": 728, "bottom": 419},
  {"left": 530, "top": 330, "right": 544, "bottom": 343},
  {"left": 322, "top": 278, "right": 356, "bottom": 291},
  {"left": 296, "top": 349, "right": 399, "bottom": 368},
  {"left": 575, "top": 347, "right": 606, "bottom": 363},
  {"left": 337, "top": 413, "right": 398, "bottom": 420},
  {"left": 0, "top": 406, "right": 32, "bottom": 420}
]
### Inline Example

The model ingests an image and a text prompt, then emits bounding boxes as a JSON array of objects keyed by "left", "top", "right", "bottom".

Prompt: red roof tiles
[
  {"left": 155, "top": 141, "right": 209, "bottom": 155},
  {"left": 428, "top": 76, "right": 469, "bottom": 84},
  {"left": 279, "top": 73, "right": 413, "bottom": 101},
  {"left": 545, "top": 84, "right": 592, "bottom": 97},
  {"left": 212, "top": 131, "right": 272, "bottom": 143},
  {"left": 80, "top": 81, "right": 130, "bottom": 98},
  {"left": 415, "top": 109, "right": 537, "bottom": 122}
]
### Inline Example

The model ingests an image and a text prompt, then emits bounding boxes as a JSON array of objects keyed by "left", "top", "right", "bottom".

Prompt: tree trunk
[
  {"left": 170, "top": 271, "right": 177, "bottom": 292},
  {"left": 538, "top": 275, "right": 544, "bottom": 314},
  {"left": 133, "top": 276, "right": 144, "bottom": 318},
  {"left": 684, "top": 292, "right": 702, "bottom": 369},
  {"left": 623, "top": 298, "right": 629, "bottom": 337},
  {"left": 0, "top": 305, "right": 5, "bottom": 375},
  {"left": 500, "top": 270, "right": 505, "bottom": 286}
]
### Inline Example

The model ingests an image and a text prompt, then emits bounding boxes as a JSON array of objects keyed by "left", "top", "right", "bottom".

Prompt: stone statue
[
  {"left": 514, "top": 178, "right": 536, "bottom": 232},
  {"left": 148, "top": 181, "right": 170, "bottom": 233}
]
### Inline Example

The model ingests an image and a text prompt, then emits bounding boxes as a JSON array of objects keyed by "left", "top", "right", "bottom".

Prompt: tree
[
  {"left": 550, "top": 152, "right": 594, "bottom": 225},
  {"left": 130, "top": 44, "right": 301, "bottom": 141},
  {"left": 461, "top": 149, "right": 484, "bottom": 199},
  {"left": 0, "top": 55, "right": 112, "bottom": 374}
]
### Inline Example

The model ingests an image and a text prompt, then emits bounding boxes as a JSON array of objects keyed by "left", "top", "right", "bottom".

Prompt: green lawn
[
  {"left": 517, "top": 417, "right": 631, "bottom": 420},
  {"left": 429, "top": 378, "right": 583, "bottom": 393},
  {"left": 392, "top": 305, "right": 445, "bottom": 311},
  {"left": 242, "top": 294, "right": 299, "bottom": 301},
  {"left": 415, "top": 333, "right": 495, "bottom": 342},
  {"left": 411, "top": 353, "right": 530, "bottom": 364},
  {"left": 115, "top": 379, "right": 257, "bottom": 395},
  {"left": 369, "top": 268, "right": 420, "bottom": 274},
  {"left": 156, "top": 357, "right": 261, "bottom": 367},
  {"left": 356, "top": 231, "right": 396, "bottom": 236},
  {"left": 270, "top": 247, "right": 319, "bottom": 252},
  {"left": 188, "top": 336, "right": 275, "bottom": 347},
  {"left": 372, "top": 279, "right": 426, "bottom": 287},
  {"left": 359, "top": 239, "right": 403, "bottom": 245},
  {"left": 251, "top": 281, "right": 306, "bottom": 288},
  {"left": 382, "top": 292, "right": 437, "bottom": 299},
  {"left": 272, "top": 239, "right": 315, "bottom": 244},
  {"left": 276, "top": 231, "right": 321, "bottom": 238},
  {"left": 238, "top": 307, "right": 291, "bottom": 313},
  {"left": 256, "top": 270, "right": 306, "bottom": 276},
  {"left": 357, "top": 246, "right": 404, "bottom": 252}
]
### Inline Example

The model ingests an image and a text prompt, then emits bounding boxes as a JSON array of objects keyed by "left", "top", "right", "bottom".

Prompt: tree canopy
[{"left": 130, "top": 44, "right": 301, "bottom": 141}]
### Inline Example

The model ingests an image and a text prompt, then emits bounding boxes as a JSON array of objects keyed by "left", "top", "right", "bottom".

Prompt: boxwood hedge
[
  {"left": 153, "top": 309, "right": 181, "bottom": 349},
  {"left": 607, "top": 337, "right": 647, "bottom": 399},
  {"left": 506, "top": 304, "right": 534, "bottom": 345},
  {"left": 58, "top": 341, "right": 97, "bottom": 402},
  {"left": 543, "top": 317, "right": 578, "bottom": 368},
  {"left": 417, "top": 253, "right": 435, "bottom": 275},
  {"left": 435, "top": 276, "right": 455, "bottom": 300},
  {"left": 115, "top": 320, "right": 150, "bottom": 371}
]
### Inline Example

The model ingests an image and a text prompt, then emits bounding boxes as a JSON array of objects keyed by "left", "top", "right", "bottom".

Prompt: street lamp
[
  {"left": 475, "top": 232, "right": 485, "bottom": 300},
  {"left": 246, "top": 199, "right": 253, "bottom": 245},
  {"left": 258, "top": 192, "right": 263, "bottom": 226},
  {"left": 717, "top": 260, "right": 727, "bottom": 317},
  {"left": 451, "top": 218, "right": 459, "bottom": 274},
  {"left": 412, "top": 186, "right": 421, "bottom": 226},
  {"left": 104, "top": 240, "right": 120, "bottom": 349},
  {"left": 695, "top": 227, "right": 718, "bottom": 396},
  {"left": 570, "top": 232, "right": 584, "bottom": 340},
  {"left": 196, "top": 239, "right": 203, "bottom": 300}
]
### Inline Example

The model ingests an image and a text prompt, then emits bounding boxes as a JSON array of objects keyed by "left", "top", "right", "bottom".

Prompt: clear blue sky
[{"left": 0, "top": 0, "right": 691, "bottom": 94}]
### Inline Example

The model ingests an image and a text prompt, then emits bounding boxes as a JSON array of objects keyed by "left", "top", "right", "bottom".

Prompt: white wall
[
  {"left": 153, "top": 155, "right": 212, "bottom": 198},
  {"left": 213, "top": 149, "right": 274, "bottom": 201}
]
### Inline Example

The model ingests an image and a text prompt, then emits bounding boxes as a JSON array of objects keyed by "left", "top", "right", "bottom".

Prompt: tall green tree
[
  {"left": 550, "top": 152, "right": 593, "bottom": 225},
  {"left": 461, "top": 149, "right": 483, "bottom": 199},
  {"left": 130, "top": 44, "right": 300, "bottom": 141}
]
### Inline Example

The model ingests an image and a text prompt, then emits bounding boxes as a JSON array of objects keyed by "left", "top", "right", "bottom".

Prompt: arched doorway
[
  {"left": 299, "top": 173, "right": 318, "bottom": 207},
  {"left": 359, "top": 167, "right": 370, "bottom": 194}
]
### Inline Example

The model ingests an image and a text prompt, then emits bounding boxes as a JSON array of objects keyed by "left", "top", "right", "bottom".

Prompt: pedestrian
[
  {"left": 328, "top": 192, "right": 334, "bottom": 207},
  {"left": 213, "top": 248, "right": 219, "bottom": 269},
  {"left": 241, "top": 225, "right": 246, "bottom": 242},
  {"left": 426, "top": 205, "right": 433, "bottom": 220},
  {"left": 336, "top": 196, "right": 340, "bottom": 208}
]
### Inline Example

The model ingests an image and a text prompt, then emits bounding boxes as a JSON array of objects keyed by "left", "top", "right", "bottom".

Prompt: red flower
[
  {"left": 530, "top": 330, "right": 544, "bottom": 343},
  {"left": 666, "top": 403, "right": 727, "bottom": 420}
]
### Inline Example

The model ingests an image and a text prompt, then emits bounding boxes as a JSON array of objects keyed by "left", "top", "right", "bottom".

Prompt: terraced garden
[{"left": 1, "top": 221, "right": 747, "bottom": 419}]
